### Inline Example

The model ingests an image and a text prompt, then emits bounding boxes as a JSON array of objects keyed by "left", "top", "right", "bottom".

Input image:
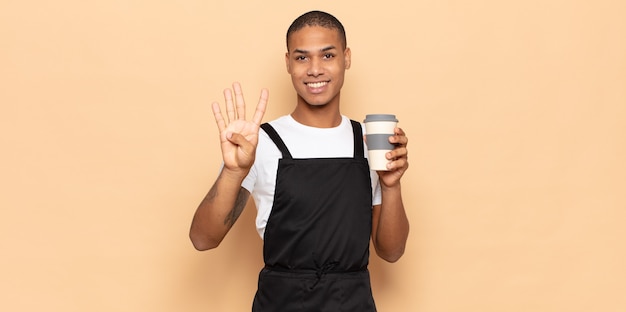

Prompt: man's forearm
[
  {"left": 373, "top": 183, "right": 410, "bottom": 262},
  {"left": 189, "top": 169, "right": 250, "bottom": 251}
]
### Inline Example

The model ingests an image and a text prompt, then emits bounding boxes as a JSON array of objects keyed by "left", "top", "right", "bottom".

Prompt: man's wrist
[
  {"left": 220, "top": 167, "right": 250, "bottom": 183},
  {"left": 380, "top": 181, "right": 401, "bottom": 193}
]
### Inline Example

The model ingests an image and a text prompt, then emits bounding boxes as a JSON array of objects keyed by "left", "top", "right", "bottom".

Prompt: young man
[{"left": 190, "top": 10, "right": 409, "bottom": 311}]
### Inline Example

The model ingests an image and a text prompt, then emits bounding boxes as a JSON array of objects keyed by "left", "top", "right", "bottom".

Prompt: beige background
[{"left": 1, "top": 1, "right": 625, "bottom": 311}]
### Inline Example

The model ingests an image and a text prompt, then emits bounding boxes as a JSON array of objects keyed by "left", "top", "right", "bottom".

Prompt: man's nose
[{"left": 307, "top": 58, "right": 323, "bottom": 76}]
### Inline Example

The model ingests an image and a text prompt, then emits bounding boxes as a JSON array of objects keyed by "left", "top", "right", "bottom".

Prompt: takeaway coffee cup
[{"left": 363, "top": 114, "right": 398, "bottom": 171}]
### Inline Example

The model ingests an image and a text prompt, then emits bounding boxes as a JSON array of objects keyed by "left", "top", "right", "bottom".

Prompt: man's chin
[
  {"left": 306, "top": 101, "right": 329, "bottom": 107},
  {"left": 298, "top": 95, "right": 330, "bottom": 107}
]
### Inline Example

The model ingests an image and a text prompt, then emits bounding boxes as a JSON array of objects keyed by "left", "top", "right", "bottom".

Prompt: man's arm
[
  {"left": 189, "top": 170, "right": 250, "bottom": 250},
  {"left": 371, "top": 127, "right": 410, "bottom": 262},
  {"left": 371, "top": 185, "right": 409, "bottom": 262},
  {"left": 189, "top": 82, "right": 267, "bottom": 251}
]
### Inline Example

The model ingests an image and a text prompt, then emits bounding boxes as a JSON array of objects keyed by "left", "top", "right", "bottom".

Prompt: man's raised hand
[{"left": 212, "top": 82, "right": 268, "bottom": 173}]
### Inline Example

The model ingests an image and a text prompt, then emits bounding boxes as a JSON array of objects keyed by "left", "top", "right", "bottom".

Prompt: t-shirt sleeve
[
  {"left": 241, "top": 163, "right": 257, "bottom": 193},
  {"left": 371, "top": 170, "right": 382, "bottom": 206}
]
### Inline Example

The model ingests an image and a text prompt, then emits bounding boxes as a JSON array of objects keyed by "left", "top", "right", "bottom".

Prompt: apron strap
[
  {"left": 350, "top": 120, "right": 365, "bottom": 160},
  {"left": 262, "top": 120, "right": 364, "bottom": 160},
  {"left": 261, "top": 123, "right": 293, "bottom": 159}
]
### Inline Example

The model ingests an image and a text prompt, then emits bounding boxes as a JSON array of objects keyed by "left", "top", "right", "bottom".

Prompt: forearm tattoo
[
  {"left": 200, "top": 176, "right": 249, "bottom": 228},
  {"left": 199, "top": 181, "right": 219, "bottom": 209},
  {"left": 224, "top": 187, "right": 249, "bottom": 227}
]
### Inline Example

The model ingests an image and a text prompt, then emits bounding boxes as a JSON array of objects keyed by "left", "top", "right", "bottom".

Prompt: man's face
[{"left": 285, "top": 25, "right": 351, "bottom": 107}]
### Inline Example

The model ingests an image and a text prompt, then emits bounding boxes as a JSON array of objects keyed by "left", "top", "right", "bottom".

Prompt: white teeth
[{"left": 307, "top": 81, "right": 327, "bottom": 88}]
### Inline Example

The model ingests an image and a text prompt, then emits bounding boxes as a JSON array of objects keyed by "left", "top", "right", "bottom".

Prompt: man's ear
[
  {"left": 285, "top": 52, "right": 291, "bottom": 73},
  {"left": 344, "top": 47, "right": 351, "bottom": 69}
]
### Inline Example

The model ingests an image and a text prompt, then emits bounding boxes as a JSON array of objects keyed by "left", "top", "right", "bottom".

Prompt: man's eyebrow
[
  {"left": 292, "top": 46, "right": 337, "bottom": 54},
  {"left": 320, "top": 45, "right": 337, "bottom": 52}
]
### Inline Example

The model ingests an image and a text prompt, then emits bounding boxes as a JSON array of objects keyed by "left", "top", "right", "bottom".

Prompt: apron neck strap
[
  {"left": 261, "top": 123, "right": 293, "bottom": 159},
  {"left": 261, "top": 120, "right": 364, "bottom": 160},
  {"left": 350, "top": 120, "right": 365, "bottom": 160}
]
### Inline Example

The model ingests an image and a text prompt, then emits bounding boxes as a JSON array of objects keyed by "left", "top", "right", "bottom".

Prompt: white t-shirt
[{"left": 242, "top": 115, "right": 382, "bottom": 239}]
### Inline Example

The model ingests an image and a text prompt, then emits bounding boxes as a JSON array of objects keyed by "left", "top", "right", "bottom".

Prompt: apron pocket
[{"left": 253, "top": 268, "right": 306, "bottom": 312}]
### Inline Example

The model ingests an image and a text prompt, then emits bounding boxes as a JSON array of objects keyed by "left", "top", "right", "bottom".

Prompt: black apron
[{"left": 252, "top": 120, "right": 376, "bottom": 312}]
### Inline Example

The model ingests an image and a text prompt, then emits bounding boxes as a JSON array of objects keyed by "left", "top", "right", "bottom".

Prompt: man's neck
[
  {"left": 291, "top": 95, "right": 342, "bottom": 128},
  {"left": 291, "top": 105, "right": 342, "bottom": 128}
]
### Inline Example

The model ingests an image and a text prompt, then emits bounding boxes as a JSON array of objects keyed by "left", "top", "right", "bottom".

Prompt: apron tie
[{"left": 310, "top": 260, "right": 339, "bottom": 290}]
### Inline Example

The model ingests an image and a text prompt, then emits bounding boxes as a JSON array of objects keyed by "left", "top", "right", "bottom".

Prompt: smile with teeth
[{"left": 307, "top": 81, "right": 328, "bottom": 88}]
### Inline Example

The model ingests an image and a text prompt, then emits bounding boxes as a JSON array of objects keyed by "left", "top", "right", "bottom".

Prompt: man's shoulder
[{"left": 263, "top": 115, "right": 291, "bottom": 126}]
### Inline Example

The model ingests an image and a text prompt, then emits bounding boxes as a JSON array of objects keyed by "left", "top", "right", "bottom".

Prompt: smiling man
[
  {"left": 190, "top": 10, "right": 410, "bottom": 312},
  {"left": 287, "top": 21, "right": 350, "bottom": 126}
]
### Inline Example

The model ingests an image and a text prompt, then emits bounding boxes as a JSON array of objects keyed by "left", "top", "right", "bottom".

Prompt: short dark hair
[{"left": 286, "top": 10, "right": 347, "bottom": 50}]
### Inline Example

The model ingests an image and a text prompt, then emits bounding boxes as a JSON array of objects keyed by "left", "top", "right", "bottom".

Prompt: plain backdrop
[{"left": 1, "top": 1, "right": 625, "bottom": 311}]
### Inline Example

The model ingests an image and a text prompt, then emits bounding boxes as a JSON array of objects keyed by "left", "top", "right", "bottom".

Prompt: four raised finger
[
  {"left": 223, "top": 88, "right": 236, "bottom": 123},
  {"left": 232, "top": 82, "right": 246, "bottom": 121},
  {"left": 211, "top": 101, "right": 227, "bottom": 133},
  {"left": 217, "top": 82, "right": 268, "bottom": 127},
  {"left": 252, "top": 88, "right": 269, "bottom": 125}
]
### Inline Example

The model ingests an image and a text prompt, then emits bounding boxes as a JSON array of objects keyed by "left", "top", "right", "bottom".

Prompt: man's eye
[
  {"left": 296, "top": 56, "right": 307, "bottom": 61},
  {"left": 323, "top": 54, "right": 335, "bottom": 59}
]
